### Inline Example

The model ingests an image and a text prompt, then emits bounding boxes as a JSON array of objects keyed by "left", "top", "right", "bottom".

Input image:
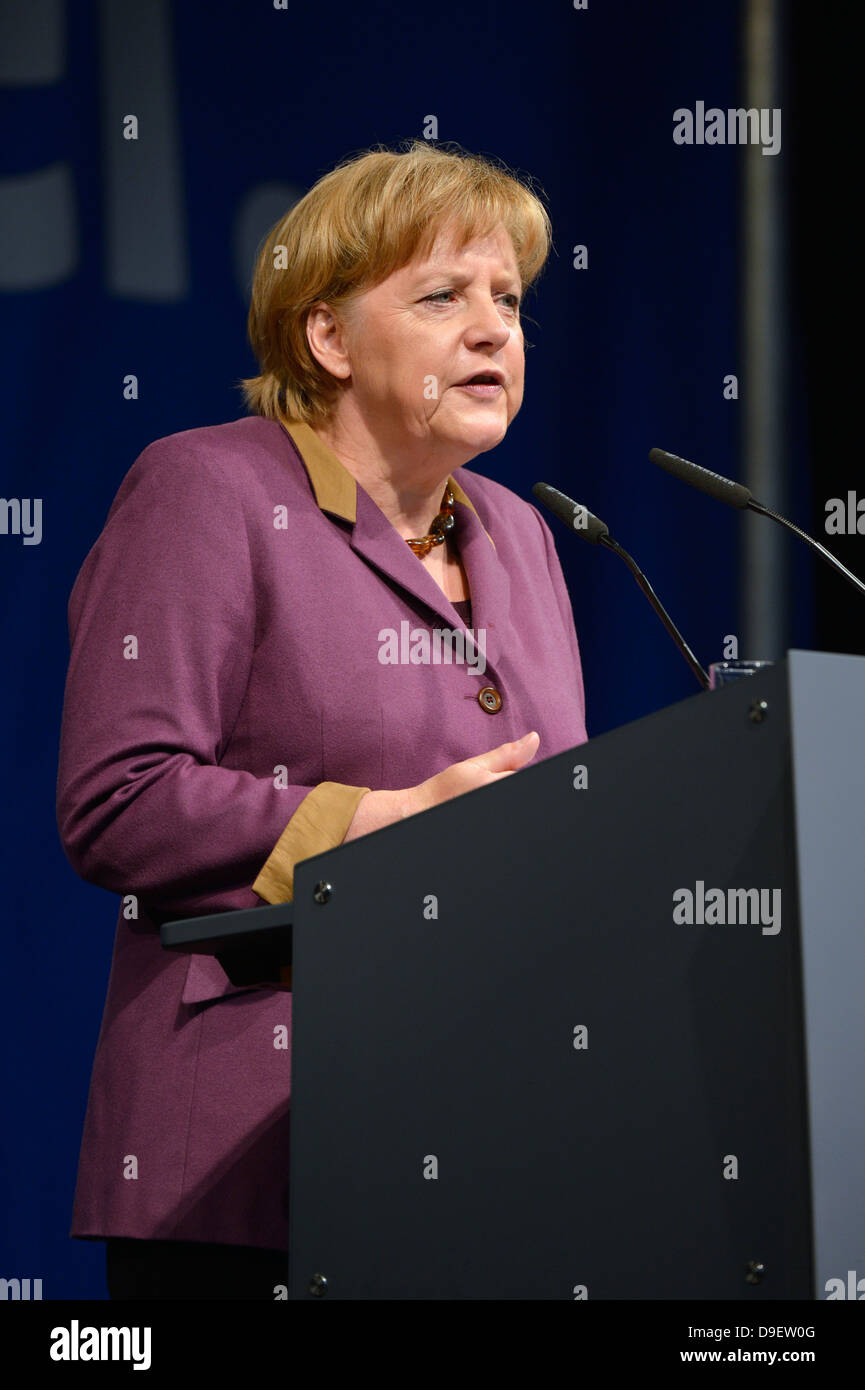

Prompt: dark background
[{"left": 0, "top": 0, "right": 857, "bottom": 1298}]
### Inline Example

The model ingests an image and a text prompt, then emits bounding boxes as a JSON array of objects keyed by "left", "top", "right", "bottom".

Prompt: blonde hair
[{"left": 239, "top": 139, "right": 553, "bottom": 426}]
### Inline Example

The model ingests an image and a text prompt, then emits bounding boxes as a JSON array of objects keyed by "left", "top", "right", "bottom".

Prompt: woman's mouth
[{"left": 454, "top": 376, "right": 504, "bottom": 398}]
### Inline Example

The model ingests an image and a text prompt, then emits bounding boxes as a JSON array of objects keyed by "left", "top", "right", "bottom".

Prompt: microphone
[
  {"left": 650, "top": 447, "right": 865, "bottom": 600},
  {"left": 533, "top": 482, "right": 710, "bottom": 689}
]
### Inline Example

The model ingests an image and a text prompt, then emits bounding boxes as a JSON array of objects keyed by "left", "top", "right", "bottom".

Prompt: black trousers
[{"left": 105, "top": 1237, "right": 288, "bottom": 1300}]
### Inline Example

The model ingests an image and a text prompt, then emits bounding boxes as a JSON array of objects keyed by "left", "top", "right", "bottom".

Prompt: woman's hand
[{"left": 343, "top": 732, "right": 539, "bottom": 841}]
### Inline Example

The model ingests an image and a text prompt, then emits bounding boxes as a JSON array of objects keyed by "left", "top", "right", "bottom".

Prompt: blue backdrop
[{"left": 1, "top": 0, "right": 815, "bottom": 1298}]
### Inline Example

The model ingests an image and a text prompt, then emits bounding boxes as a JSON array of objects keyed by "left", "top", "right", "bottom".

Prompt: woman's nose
[{"left": 465, "top": 296, "right": 512, "bottom": 344}]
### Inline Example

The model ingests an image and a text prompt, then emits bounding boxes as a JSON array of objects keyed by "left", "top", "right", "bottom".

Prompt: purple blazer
[{"left": 57, "top": 415, "right": 587, "bottom": 1250}]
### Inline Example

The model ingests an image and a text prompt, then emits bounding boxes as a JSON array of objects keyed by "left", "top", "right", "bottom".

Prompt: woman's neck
[{"left": 308, "top": 408, "right": 465, "bottom": 540}]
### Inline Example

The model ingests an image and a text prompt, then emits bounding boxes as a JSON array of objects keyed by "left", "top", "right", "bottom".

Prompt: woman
[{"left": 56, "top": 139, "right": 587, "bottom": 1299}]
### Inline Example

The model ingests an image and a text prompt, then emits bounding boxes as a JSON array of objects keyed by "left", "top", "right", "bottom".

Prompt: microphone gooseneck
[
  {"left": 650, "top": 447, "right": 865, "bottom": 600},
  {"left": 533, "top": 482, "right": 710, "bottom": 690}
]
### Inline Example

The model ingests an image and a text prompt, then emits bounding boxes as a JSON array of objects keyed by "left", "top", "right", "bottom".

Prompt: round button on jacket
[{"left": 478, "top": 686, "right": 503, "bottom": 713}]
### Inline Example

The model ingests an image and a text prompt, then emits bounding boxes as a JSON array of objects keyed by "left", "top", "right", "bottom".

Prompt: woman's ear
[{"left": 306, "top": 302, "right": 353, "bottom": 381}]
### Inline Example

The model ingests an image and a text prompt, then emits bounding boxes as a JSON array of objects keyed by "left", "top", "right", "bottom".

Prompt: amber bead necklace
[{"left": 405, "top": 486, "right": 456, "bottom": 558}]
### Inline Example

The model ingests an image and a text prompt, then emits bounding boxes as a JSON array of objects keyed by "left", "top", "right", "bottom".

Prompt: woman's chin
[{"left": 439, "top": 419, "right": 509, "bottom": 456}]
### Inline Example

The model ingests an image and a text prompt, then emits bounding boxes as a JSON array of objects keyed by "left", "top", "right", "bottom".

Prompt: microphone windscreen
[
  {"left": 649, "top": 448, "right": 751, "bottom": 509},
  {"left": 533, "top": 483, "right": 610, "bottom": 544}
]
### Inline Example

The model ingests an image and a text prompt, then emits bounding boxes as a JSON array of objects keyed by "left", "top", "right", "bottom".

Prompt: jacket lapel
[{"left": 279, "top": 419, "right": 511, "bottom": 665}]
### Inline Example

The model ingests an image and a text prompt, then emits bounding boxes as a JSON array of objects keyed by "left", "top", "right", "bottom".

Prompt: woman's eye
[{"left": 424, "top": 290, "right": 521, "bottom": 309}]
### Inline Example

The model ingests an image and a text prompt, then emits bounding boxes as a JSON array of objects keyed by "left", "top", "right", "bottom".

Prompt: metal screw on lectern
[
  {"left": 745, "top": 1259, "right": 766, "bottom": 1285},
  {"left": 308, "top": 1272, "right": 328, "bottom": 1296},
  {"left": 313, "top": 880, "right": 332, "bottom": 904},
  {"left": 748, "top": 699, "right": 769, "bottom": 724}
]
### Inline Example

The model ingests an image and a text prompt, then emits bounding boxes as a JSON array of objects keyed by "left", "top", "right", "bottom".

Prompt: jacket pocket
[{"left": 181, "top": 952, "right": 270, "bottom": 1006}]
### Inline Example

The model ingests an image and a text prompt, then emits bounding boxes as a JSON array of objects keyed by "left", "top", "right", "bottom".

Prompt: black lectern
[{"left": 161, "top": 650, "right": 865, "bottom": 1300}]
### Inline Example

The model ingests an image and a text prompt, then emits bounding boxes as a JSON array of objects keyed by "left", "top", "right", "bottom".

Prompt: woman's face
[{"left": 313, "top": 221, "right": 525, "bottom": 464}]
